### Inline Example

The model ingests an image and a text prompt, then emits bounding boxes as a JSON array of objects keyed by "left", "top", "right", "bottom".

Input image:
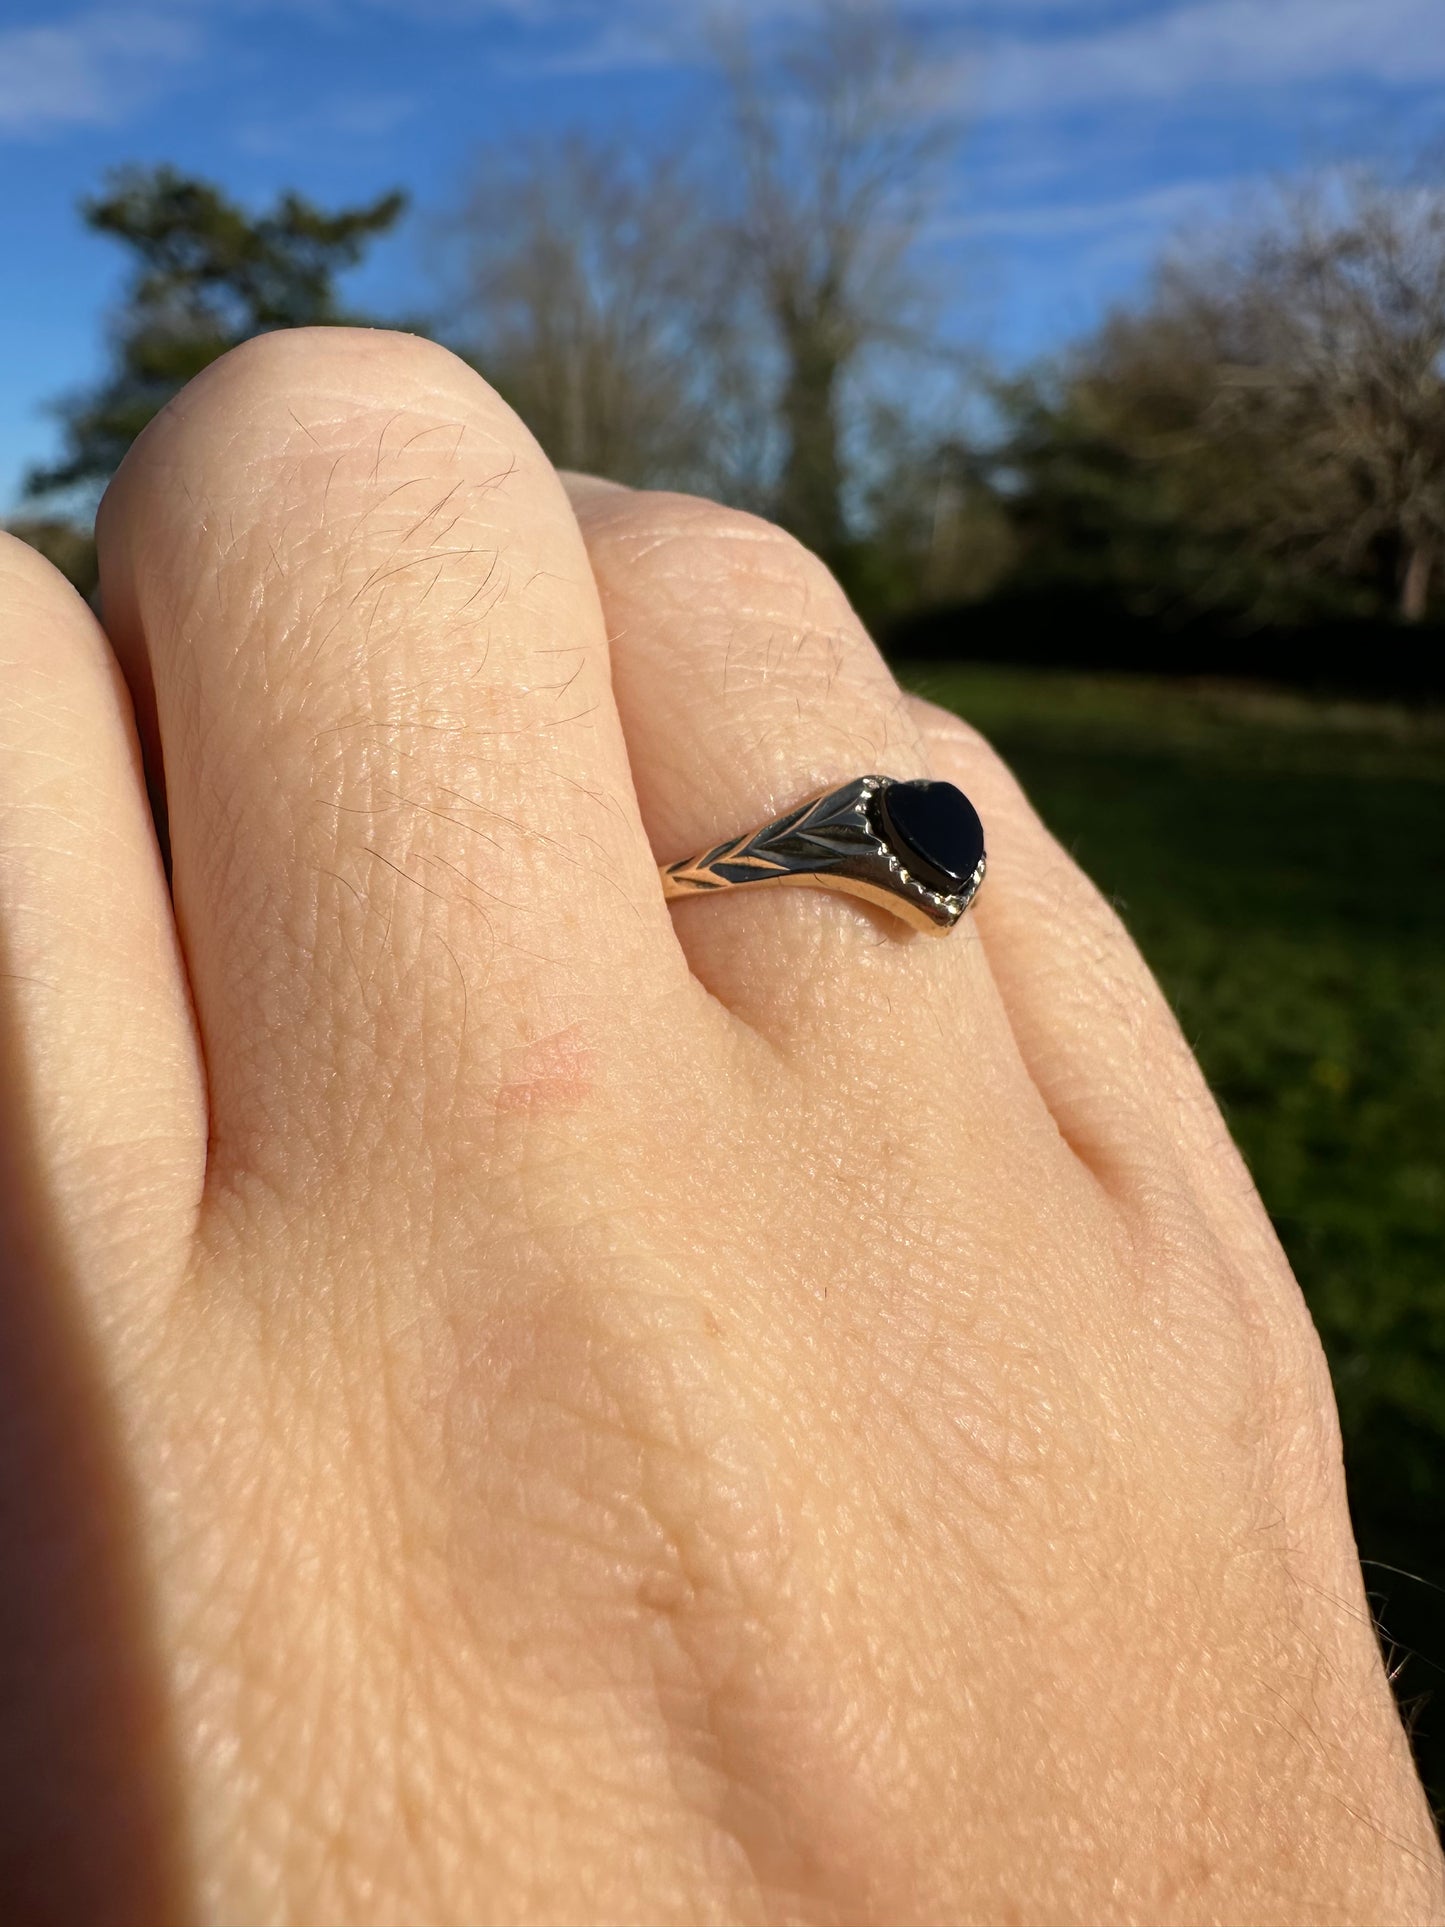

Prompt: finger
[
  {"left": 97, "top": 331, "right": 686, "bottom": 1204},
  {"left": 556, "top": 470, "right": 629, "bottom": 506},
  {"left": 903, "top": 695, "right": 1288, "bottom": 1262},
  {"left": 562, "top": 483, "right": 1021, "bottom": 1084},
  {"left": 0, "top": 533, "right": 205, "bottom": 1310}
]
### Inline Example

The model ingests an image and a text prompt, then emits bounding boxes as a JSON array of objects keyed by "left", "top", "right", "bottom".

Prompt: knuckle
[
  {"left": 0, "top": 536, "right": 110, "bottom": 704},
  {"left": 0, "top": 528, "right": 86, "bottom": 624},
  {"left": 905, "top": 694, "right": 1016, "bottom": 792},
  {"left": 105, "top": 327, "right": 536, "bottom": 521},
  {"left": 182, "top": 326, "right": 497, "bottom": 429},
  {"left": 905, "top": 692, "right": 987, "bottom": 755},
  {"left": 610, "top": 490, "right": 840, "bottom": 593},
  {"left": 100, "top": 327, "right": 561, "bottom": 684}
]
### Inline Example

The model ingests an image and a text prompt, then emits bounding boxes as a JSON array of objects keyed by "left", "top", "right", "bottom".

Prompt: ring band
[{"left": 659, "top": 776, "right": 986, "bottom": 936}]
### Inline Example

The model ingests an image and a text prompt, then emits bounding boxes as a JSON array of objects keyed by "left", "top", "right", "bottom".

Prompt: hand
[{"left": 1, "top": 329, "right": 1438, "bottom": 1926}]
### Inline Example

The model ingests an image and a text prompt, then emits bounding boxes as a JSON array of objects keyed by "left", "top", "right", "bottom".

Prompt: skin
[{"left": 0, "top": 327, "right": 1439, "bottom": 1927}]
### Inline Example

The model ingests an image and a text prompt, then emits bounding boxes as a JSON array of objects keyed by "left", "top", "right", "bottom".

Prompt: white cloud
[
  {"left": 947, "top": 176, "right": 1238, "bottom": 241},
  {"left": 6, "top": 0, "right": 1441, "bottom": 139},
  {"left": 434, "top": 0, "right": 1445, "bottom": 98},
  {"left": 234, "top": 88, "right": 418, "bottom": 156},
  {"left": 493, "top": 12, "right": 676, "bottom": 74},
  {"left": 982, "top": 0, "right": 1445, "bottom": 115},
  {"left": 0, "top": 5, "right": 200, "bottom": 133},
  {"left": 448, "top": 0, "right": 1105, "bottom": 77}
]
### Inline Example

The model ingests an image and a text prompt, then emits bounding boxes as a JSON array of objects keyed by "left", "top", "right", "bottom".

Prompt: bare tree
[
  {"left": 441, "top": 2, "right": 961, "bottom": 589},
  {"left": 1003, "top": 173, "right": 1445, "bottom": 627},
  {"left": 1161, "top": 175, "right": 1445, "bottom": 621},
  {"left": 444, "top": 134, "right": 754, "bottom": 497},
  {"left": 716, "top": 0, "right": 958, "bottom": 565}
]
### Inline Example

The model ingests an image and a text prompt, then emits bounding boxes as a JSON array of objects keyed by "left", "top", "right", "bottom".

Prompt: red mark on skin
[{"left": 495, "top": 1024, "right": 595, "bottom": 1115}]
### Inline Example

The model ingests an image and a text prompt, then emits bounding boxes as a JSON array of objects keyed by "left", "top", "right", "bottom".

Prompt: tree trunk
[
  {"left": 775, "top": 334, "right": 847, "bottom": 564},
  {"left": 1400, "top": 538, "right": 1434, "bottom": 623}
]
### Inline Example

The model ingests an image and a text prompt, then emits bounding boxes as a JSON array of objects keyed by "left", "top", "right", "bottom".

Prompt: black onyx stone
[{"left": 879, "top": 780, "right": 984, "bottom": 896}]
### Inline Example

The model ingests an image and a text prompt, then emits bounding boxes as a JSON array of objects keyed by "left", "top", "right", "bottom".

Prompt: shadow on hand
[{"left": 0, "top": 970, "right": 190, "bottom": 1925}]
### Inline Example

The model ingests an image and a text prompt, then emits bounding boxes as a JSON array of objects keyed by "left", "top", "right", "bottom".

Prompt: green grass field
[{"left": 902, "top": 664, "right": 1445, "bottom": 1806}]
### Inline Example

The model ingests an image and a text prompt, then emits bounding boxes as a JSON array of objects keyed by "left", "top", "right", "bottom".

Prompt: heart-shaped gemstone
[{"left": 878, "top": 780, "right": 985, "bottom": 895}]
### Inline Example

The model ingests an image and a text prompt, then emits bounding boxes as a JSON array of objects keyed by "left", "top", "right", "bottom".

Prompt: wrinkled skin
[{"left": 0, "top": 330, "right": 1439, "bottom": 1927}]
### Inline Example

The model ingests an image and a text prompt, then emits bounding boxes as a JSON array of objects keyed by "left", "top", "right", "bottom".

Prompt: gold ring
[{"left": 659, "top": 776, "right": 985, "bottom": 937}]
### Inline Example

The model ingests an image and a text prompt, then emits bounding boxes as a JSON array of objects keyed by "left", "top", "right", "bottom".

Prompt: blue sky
[{"left": 1, "top": 0, "right": 1442, "bottom": 512}]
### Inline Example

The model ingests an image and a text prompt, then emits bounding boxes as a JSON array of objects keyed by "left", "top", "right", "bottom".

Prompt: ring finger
[{"left": 563, "top": 480, "right": 1026, "bottom": 1092}]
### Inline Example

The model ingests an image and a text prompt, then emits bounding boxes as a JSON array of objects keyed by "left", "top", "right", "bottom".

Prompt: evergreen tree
[{"left": 25, "top": 166, "right": 406, "bottom": 503}]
